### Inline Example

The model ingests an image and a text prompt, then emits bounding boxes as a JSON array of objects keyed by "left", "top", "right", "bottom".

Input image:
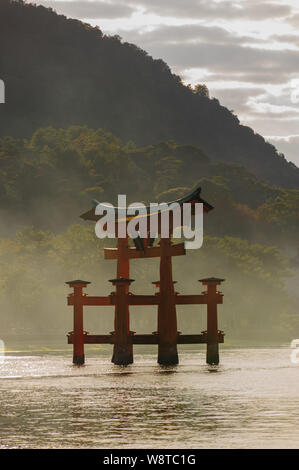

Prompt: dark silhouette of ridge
[{"left": 0, "top": 0, "right": 298, "bottom": 188}]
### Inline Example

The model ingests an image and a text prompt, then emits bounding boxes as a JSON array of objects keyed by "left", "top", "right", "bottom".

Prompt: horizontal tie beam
[
  {"left": 67, "top": 293, "right": 223, "bottom": 306},
  {"left": 178, "top": 334, "right": 224, "bottom": 344},
  {"left": 67, "top": 332, "right": 225, "bottom": 345},
  {"left": 128, "top": 295, "right": 160, "bottom": 305},
  {"left": 68, "top": 295, "right": 113, "bottom": 306},
  {"left": 175, "top": 294, "right": 223, "bottom": 305},
  {"left": 104, "top": 242, "right": 185, "bottom": 260}
]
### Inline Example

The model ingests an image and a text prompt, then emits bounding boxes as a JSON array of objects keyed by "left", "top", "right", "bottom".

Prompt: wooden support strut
[
  {"left": 110, "top": 277, "right": 134, "bottom": 365},
  {"left": 66, "top": 279, "right": 90, "bottom": 365},
  {"left": 199, "top": 277, "right": 225, "bottom": 365},
  {"left": 111, "top": 234, "right": 134, "bottom": 365}
]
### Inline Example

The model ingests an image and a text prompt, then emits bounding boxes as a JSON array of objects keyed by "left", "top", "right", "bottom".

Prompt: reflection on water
[{"left": 0, "top": 346, "right": 298, "bottom": 448}]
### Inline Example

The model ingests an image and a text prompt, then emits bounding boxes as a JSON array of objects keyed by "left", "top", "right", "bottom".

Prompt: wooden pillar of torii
[
  {"left": 157, "top": 238, "right": 179, "bottom": 365},
  {"left": 66, "top": 279, "right": 90, "bottom": 365},
  {"left": 200, "top": 277, "right": 225, "bottom": 365},
  {"left": 152, "top": 278, "right": 179, "bottom": 365},
  {"left": 111, "top": 235, "right": 134, "bottom": 365}
]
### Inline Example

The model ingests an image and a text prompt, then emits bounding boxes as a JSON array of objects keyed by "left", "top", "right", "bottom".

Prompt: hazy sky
[{"left": 37, "top": 0, "right": 299, "bottom": 166}]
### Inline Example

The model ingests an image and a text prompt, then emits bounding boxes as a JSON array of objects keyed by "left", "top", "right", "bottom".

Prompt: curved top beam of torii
[{"left": 80, "top": 185, "right": 213, "bottom": 223}]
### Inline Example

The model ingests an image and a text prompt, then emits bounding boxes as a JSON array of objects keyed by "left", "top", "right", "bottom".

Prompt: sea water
[{"left": 0, "top": 342, "right": 298, "bottom": 448}]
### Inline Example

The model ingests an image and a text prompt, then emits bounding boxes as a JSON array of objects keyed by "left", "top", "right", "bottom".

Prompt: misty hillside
[
  {"left": 0, "top": 0, "right": 299, "bottom": 189},
  {"left": 1, "top": 125, "right": 298, "bottom": 259}
]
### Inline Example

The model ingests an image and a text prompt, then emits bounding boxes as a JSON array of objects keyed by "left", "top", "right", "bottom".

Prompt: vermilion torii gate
[{"left": 66, "top": 186, "right": 225, "bottom": 366}]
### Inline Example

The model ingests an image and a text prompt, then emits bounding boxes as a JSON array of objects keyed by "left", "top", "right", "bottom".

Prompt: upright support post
[
  {"left": 152, "top": 280, "right": 177, "bottom": 339},
  {"left": 158, "top": 238, "right": 179, "bottom": 365},
  {"left": 110, "top": 277, "right": 134, "bottom": 365},
  {"left": 66, "top": 280, "right": 90, "bottom": 365},
  {"left": 116, "top": 236, "right": 129, "bottom": 279},
  {"left": 199, "top": 277, "right": 224, "bottom": 365}
]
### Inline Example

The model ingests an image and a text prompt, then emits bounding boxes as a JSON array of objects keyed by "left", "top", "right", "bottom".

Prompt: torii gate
[{"left": 66, "top": 186, "right": 225, "bottom": 366}]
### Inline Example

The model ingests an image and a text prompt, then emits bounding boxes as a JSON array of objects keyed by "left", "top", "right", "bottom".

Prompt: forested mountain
[
  {"left": 0, "top": 0, "right": 299, "bottom": 188},
  {"left": 0, "top": 125, "right": 298, "bottom": 255}
]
